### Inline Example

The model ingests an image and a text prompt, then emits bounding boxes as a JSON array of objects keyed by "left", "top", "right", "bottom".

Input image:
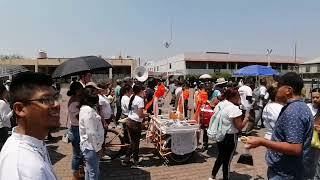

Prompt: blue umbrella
[{"left": 233, "top": 65, "right": 279, "bottom": 77}]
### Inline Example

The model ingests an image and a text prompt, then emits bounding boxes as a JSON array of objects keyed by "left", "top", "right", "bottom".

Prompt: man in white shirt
[
  {"left": 254, "top": 80, "right": 268, "bottom": 128},
  {"left": 307, "top": 88, "right": 320, "bottom": 117},
  {"left": 0, "top": 72, "right": 60, "bottom": 180},
  {"left": 238, "top": 78, "right": 254, "bottom": 134}
]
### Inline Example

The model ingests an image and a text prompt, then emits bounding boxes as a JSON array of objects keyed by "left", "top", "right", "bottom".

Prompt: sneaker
[
  {"left": 208, "top": 177, "right": 216, "bottom": 180},
  {"left": 121, "top": 160, "right": 132, "bottom": 167},
  {"left": 100, "top": 155, "right": 110, "bottom": 161}
]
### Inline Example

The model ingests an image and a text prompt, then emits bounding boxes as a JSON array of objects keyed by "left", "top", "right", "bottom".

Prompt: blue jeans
[
  {"left": 83, "top": 149, "right": 100, "bottom": 180},
  {"left": 69, "top": 126, "right": 83, "bottom": 172},
  {"left": 267, "top": 168, "right": 283, "bottom": 180}
]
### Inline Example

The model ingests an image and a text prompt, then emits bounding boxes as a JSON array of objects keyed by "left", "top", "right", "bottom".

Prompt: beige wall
[{"left": 0, "top": 58, "right": 137, "bottom": 78}]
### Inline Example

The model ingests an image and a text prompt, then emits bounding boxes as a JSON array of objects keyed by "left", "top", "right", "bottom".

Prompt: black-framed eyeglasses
[{"left": 23, "top": 94, "right": 62, "bottom": 106}]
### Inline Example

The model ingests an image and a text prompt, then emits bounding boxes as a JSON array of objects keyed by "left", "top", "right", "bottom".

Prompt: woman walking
[
  {"left": 79, "top": 86, "right": 104, "bottom": 180},
  {"left": 67, "top": 81, "right": 84, "bottom": 180},
  {"left": 0, "top": 84, "right": 13, "bottom": 151},
  {"left": 122, "top": 83, "right": 146, "bottom": 166},
  {"left": 210, "top": 88, "right": 249, "bottom": 180},
  {"left": 262, "top": 86, "right": 284, "bottom": 140},
  {"left": 121, "top": 84, "right": 133, "bottom": 144}
]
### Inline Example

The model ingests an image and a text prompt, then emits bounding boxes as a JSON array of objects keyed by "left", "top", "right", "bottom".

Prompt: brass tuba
[{"left": 134, "top": 66, "right": 148, "bottom": 82}]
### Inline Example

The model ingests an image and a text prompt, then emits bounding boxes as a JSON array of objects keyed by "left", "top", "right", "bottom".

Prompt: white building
[{"left": 149, "top": 52, "right": 303, "bottom": 76}]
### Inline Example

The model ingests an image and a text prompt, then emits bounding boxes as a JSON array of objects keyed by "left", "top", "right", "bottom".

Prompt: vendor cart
[{"left": 147, "top": 115, "right": 199, "bottom": 164}]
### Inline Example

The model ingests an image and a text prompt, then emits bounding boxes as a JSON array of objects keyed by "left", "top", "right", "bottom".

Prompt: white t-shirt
[
  {"left": 175, "top": 87, "right": 182, "bottom": 96},
  {"left": 238, "top": 85, "right": 253, "bottom": 110},
  {"left": 0, "top": 100, "right": 13, "bottom": 128},
  {"left": 128, "top": 96, "right": 145, "bottom": 122},
  {"left": 259, "top": 85, "right": 267, "bottom": 96},
  {"left": 98, "top": 95, "right": 112, "bottom": 120},
  {"left": 0, "top": 128, "right": 57, "bottom": 180},
  {"left": 307, "top": 103, "right": 318, "bottom": 117},
  {"left": 121, "top": 95, "right": 131, "bottom": 116},
  {"left": 262, "top": 102, "right": 283, "bottom": 140},
  {"left": 258, "top": 85, "right": 267, "bottom": 107},
  {"left": 79, "top": 105, "right": 104, "bottom": 152},
  {"left": 218, "top": 100, "right": 243, "bottom": 134}
]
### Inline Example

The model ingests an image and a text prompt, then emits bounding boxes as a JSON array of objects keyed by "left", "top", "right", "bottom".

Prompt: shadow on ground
[
  {"left": 229, "top": 171, "right": 253, "bottom": 180},
  {"left": 100, "top": 162, "right": 151, "bottom": 180},
  {"left": 48, "top": 145, "right": 66, "bottom": 165}
]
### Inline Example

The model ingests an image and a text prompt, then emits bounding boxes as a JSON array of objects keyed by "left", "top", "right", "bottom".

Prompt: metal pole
[
  {"left": 267, "top": 49, "right": 272, "bottom": 67},
  {"left": 294, "top": 41, "right": 297, "bottom": 72}
]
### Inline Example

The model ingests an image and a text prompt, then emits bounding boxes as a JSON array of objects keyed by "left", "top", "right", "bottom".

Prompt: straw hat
[{"left": 216, "top": 78, "right": 228, "bottom": 85}]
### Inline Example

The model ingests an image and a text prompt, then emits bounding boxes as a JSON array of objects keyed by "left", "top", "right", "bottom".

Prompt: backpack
[{"left": 207, "top": 101, "right": 232, "bottom": 142}]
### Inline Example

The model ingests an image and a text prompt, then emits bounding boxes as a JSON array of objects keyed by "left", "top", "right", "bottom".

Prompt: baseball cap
[
  {"left": 85, "top": 82, "right": 102, "bottom": 90},
  {"left": 275, "top": 72, "right": 304, "bottom": 94}
]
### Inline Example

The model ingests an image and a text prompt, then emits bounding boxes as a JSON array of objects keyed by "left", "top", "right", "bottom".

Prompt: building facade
[
  {"left": 149, "top": 52, "right": 303, "bottom": 76},
  {"left": 299, "top": 57, "right": 320, "bottom": 79},
  {"left": 0, "top": 57, "right": 137, "bottom": 80},
  {"left": 299, "top": 57, "right": 320, "bottom": 99}
]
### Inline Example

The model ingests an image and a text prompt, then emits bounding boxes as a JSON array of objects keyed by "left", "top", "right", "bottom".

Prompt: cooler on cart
[{"left": 200, "top": 104, "right": 214, "bottom": 128}]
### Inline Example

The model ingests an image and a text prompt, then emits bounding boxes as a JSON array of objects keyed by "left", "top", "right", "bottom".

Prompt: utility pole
[{"left": 294, "top": 41, "right": 297, "bottom": 72}]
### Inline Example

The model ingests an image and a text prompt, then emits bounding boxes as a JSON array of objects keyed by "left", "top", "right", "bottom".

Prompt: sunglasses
[{"left": 22, "top": 94, "right": 62, "bottom": 106}]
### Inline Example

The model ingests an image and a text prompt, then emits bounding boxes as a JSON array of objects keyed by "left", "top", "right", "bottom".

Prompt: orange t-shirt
[
  {"left": 197, "top": 90, "right": 208, "bottom": 105},
  {"left": 155, "top": 83, "right": 166, "bottom": 98},
  {"left": 183, "top": 89, "right": 190, "bottom": 100}
]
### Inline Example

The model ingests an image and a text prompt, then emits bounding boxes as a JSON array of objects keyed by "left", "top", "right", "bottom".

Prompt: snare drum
[{"left": 200, "top": 104, "right": 214, "bottom": 128}]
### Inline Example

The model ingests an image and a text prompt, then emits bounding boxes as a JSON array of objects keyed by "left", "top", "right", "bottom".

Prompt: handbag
[
  {"left": 311, "top": 129, "right": 320, "bottom": 149},
  {"left": 62, "top": 116, "right": 70, "bottom": 143}
]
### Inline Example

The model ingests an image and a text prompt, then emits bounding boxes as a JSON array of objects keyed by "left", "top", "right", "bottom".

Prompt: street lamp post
[{"left": 266, "top": 49, "right": 272, "bottom": 67}]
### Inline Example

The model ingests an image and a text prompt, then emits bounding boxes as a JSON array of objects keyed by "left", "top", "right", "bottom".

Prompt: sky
[{"left": 0, "top": 0, "right": 320, "bottom": 63}]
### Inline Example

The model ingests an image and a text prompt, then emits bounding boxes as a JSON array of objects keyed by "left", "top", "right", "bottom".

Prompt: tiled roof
[{"left": 182, "top": 52, "right": 304, "bottom": 64}]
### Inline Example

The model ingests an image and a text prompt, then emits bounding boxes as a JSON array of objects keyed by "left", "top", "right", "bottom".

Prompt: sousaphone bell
[{"left": 134, "top": 66, "right": 148, "bottom": 82}]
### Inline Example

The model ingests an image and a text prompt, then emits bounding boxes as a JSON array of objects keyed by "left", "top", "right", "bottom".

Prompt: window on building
[
  {"left": 157, "top": 66, "right": 159, "bottom": 71},
  {"left": 208, "top": 62, "right": 227, "bottom": 69},
  {"left": 282, "top": 64, "right": 288, "bottom": 70},
  {"left": 237, "top": 63, "right": 250, "bottom": 69},
  {"left": 317, "top": 64, "right": 320, "bottom": 72},
  {"left": 186, "top": 61, "right": 206, "bottom": 69},
  {"left": 271, "top": 63, "right": 281, "bottom": 70},
  {"left": 306, "top": 65, "right": 310, "bottom": 73},
  {"left": 169, "top": 63, "right": 172, "bottom": 69},
  {"left": 229, "top": 62, "right": 236, "bottom": 69}
]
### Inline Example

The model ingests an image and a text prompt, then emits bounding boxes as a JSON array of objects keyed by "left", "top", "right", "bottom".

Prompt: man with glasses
[
  {"left": 0, "top": 72, "right": 60, "bottom": 180},
  {"left": 246, "top": 72, "right": 314, "bottom": 179}
]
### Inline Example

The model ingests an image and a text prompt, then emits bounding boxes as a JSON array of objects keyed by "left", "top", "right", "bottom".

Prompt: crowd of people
[{"left": 0, "top": 71, "right": 320, "bottom": 180}]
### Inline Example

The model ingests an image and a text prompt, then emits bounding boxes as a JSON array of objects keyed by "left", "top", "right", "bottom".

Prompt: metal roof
[{"left": 302, "top": 57, "right": 320, "bottom": 64}]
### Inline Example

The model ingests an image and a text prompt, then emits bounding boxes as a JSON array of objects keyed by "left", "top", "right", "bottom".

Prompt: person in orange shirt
[
  {"left": 194, "top": 84, "right": 208, "bottom": 123},
  {"left": 182, "top": 84, "right": 190, "bottom": 118}
]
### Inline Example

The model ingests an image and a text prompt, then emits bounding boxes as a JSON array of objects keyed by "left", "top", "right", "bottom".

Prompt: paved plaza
[{"left": 49, "top": 88, "right": 268, "bottom": 180}]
